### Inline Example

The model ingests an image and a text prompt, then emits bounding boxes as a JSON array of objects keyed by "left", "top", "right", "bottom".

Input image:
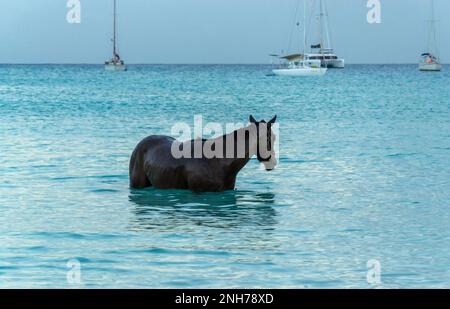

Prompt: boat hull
[
  {"left": 105, "top": 64, "right": 127, "bottom": 71},
  {"left": 272, "top": 68, "right": 327, "bottom": 76},
  {"left": 419, "top": 62, "right": 442, "bottom": 71},
  {"left": 323, "top": 58, "right": 345, "bottom": 69},
  {"left": 304, "top": 53, "right": 345, "bottom": 69}
]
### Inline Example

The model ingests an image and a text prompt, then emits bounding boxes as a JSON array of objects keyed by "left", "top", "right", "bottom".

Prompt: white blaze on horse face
[
  {"left": 263, "top": 130, "right": 278, "bottom": 171},
  {"left": 258, "top": 123, "right": 278, "bottom": 171}
]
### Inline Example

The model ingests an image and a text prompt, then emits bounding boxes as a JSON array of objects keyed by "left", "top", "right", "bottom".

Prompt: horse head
[{"left": 249, "top": 115, "right": 278, "bottom": 171}]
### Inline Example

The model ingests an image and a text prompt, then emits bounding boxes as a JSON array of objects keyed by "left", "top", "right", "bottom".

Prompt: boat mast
[
  {"left": 427, "top": 0, "right": 438, "bottom": 56},
  {"left": 323, "top": 0, "right": 331, "bottom": 49},
  {"left": 113, "top": 0, "right": 117, "bottom": 57},
  {"left": 319, "top": 0, "right": 323, "bottom": 49},
  {"left": 303, "top": 0, "right": 307, "bottom": 55},
  {"left": 318, "top": 0, "right": 331, "bottom": 50}
]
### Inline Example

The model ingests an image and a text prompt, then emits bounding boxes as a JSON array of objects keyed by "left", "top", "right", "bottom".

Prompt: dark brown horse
[{"left": 129, "top": 116, "right": 277, "bottom": 192}]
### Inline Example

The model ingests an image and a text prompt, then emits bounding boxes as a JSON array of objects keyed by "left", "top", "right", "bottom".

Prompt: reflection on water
[{"left": 129, "top": 189, "right": 277, "bottom": 231}]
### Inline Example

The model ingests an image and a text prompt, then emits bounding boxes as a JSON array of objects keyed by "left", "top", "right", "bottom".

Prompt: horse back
[
  {"left": 129, "top": 135, "right": 175, "bottom": 188},
  {"left": 130, "top": 135, "right": 233, "bottom": 191}
]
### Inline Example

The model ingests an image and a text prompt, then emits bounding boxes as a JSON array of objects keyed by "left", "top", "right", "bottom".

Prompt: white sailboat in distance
[
  {"left": 419, "top": 0, "right": 442, "bottom": 72},
  {"left": 105, "top": 0, "right": 127, "bottom": 71},
  {"left": 272, "top": 0, "right": 327, "bottom": 77},
  {"left": 272, "top": 54, "right": 326, "bottom": 76}
]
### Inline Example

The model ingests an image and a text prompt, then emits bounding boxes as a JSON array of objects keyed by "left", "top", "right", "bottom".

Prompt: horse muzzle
[{"left": 262, "top": 157, "right": 277, "bottom": 171}]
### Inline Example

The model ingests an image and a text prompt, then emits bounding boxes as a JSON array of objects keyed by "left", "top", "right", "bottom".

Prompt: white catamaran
[
  {"left": 105, "top": 0, "right": 127, "bottom": 71},
  {"left": 304, "top": 0, "right": 344, "bottom": 69},
  {"left": 272, "top": 0, "right": 327, "bottom": 76},
  {"left": 419, "top": 0, "right": 442, "bottom": 72}
]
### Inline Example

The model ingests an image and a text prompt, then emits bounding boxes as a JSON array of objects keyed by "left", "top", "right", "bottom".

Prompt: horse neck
[{"left": 217, "top": 125, "right": 258, "bottom": 175}]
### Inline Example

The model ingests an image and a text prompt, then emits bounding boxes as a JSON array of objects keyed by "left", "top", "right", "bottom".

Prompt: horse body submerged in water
[{"left": 129, "top": 116, "right": 277, "bottom": 192}]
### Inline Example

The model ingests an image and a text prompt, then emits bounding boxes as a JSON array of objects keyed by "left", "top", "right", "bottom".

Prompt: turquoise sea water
[{"left": 0, "top": 64, "right": 449, "bottom": 288}]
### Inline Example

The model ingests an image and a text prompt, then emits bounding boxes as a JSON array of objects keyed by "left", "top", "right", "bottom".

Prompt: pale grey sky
[{"left": 0, "top": 0, "right": 449, "bottom": 64}]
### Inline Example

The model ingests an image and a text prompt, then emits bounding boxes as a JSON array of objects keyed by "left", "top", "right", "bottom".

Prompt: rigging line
[
  {"left": 308, "top": 0, "right": 321, "bottom": 48},
  {"left": 319, "top": 0, "right": 323, "bottom": 48},
  {"left": 113, "top": 0, "right": 116, "bottom": 56},
  {"left": 431, "top": 0, "right": 438, "bottom": 56},
  {"left": 306, "top": 0, "right": 316, "bottom": 50},
  {"left": 426, "top": 0, "right": 438, "bottom": 55},
  {"left": 318, "top": 0, "right": 324, "bottom": 48},
  {"left": 287, "top": 0, "right": 302, "bottom": 54},
  {"left": 303, "top": 0, "right": 307, "bottom": 54},
  {"left": 115, "top": 0, "right": 120, "bottom": 55},
  {"left": 323, "top": 0, "right": 332, "bottom": 49},
  {"left": 309, "top": 0, "right": 319, "bottom": 49}
]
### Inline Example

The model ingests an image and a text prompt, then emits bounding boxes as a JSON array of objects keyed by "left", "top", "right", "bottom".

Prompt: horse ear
[
  {"left": 269, "top": 115, "right": 277, "bottom": 124},
  {"left": 249, "top": 115, "right": 257, "bottom": 123}
]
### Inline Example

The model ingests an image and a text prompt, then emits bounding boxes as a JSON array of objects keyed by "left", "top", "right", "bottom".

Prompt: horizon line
[{"left": 0, "top": 62, "right": 446, "bottom": 66}]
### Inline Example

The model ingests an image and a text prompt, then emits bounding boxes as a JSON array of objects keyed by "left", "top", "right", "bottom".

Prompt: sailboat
[
  {"left": 304, "top": 0, "right": 344, "bottom": 69},
  {"left": 272, "top": 54, "right": 326, "bottom": 76},
  {"left": 105, "top": 0, "right": 127, "bottom": 71},
  {"left": 419, "top": 0, "right": 442, "bottom": 72},
  {"left": 272, "top": 0, "right": 327, "bottom": 76}
]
